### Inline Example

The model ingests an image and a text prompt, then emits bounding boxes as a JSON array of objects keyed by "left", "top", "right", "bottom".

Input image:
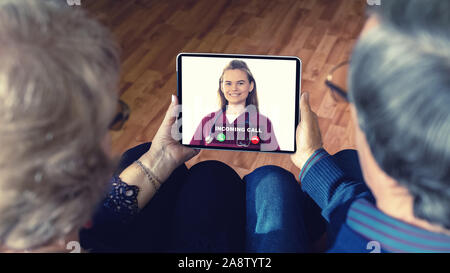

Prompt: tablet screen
[{"left": 177, "top": 53, "right": 301, "bottom": 154}]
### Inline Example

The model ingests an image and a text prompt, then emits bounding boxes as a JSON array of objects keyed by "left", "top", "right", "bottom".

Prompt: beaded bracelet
[{"left": 134, "top": 159, "right": 162, "bottom": 192}]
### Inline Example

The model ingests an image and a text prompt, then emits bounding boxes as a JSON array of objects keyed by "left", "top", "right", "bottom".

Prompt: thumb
[
  {"left": 300, "top": 92, "right": 311, "bottom": 117},
  {"left": 162, "top": 94, "right": 178, "bottom": 125}
]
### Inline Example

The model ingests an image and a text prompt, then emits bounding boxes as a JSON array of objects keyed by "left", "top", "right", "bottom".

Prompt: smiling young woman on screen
[{"left": 189, "top": 60, "right": 280, "bottom": 151}]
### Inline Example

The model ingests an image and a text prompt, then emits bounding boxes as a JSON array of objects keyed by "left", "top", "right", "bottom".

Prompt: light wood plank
[{"left": 83, "top": 0, "right": 366, "bottom": 179}]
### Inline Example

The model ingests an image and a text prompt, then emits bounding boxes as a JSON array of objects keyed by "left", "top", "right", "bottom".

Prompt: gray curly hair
[{"left": 0, "top": 0, "right": 120, "bottom": 249}]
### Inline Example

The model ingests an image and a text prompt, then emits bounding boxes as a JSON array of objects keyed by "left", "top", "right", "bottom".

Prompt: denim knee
[
  {"left": 245, "top": 165, "right": 299, "bottom": 194},
  {"left": 245, "top": 165, "right": 303, "bottom": 234}
]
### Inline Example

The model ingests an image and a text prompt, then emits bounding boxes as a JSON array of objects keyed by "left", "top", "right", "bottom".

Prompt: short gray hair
[
  {"left": 350, "top": 0, "right": 450, "bottom": 228},
  {"left": 0, "top": 0, "right": 120, "bottom": 249}
]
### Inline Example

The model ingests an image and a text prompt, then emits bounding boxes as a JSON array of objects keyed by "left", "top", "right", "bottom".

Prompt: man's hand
[
  {"left": 291, "top": 92, "right": 323, "bottom": 170},
  {"left": 140, "top": 95, "right": 200, "bottom": 182}
]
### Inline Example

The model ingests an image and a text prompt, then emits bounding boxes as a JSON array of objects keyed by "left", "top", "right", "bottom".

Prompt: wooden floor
[{"left": 83, "top": 0, "right": 367, "bottom": 180}]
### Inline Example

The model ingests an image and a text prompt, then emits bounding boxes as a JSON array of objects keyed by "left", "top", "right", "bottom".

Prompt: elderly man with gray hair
[
  {"left": 0, "top": 0, "right": 247, "bottom": 252},
  {"left": 246, "top": 0, "right": 450, "bottom": 252}
]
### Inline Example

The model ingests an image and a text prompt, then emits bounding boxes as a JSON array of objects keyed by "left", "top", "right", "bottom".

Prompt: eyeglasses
[
  {"left": 109, "top": 100, "right": 130, "bottom": 131},
  {"left": 325, "top": 61, "right": 350, "bottom": 102}
]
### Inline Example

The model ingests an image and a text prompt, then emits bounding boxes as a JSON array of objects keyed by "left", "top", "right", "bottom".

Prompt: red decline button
[{"left": 251, "top": 135, "right": 260, "bottom": 144}]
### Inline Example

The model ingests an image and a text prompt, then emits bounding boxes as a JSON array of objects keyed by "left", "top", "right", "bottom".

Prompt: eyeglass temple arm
[{"left": 325, "top": 80, "right": 348, "bottom": 100}]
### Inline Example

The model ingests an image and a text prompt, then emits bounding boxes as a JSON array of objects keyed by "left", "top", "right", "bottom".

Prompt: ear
[{"left": 249, "top": 81, "right": 254, "bottom": 92}]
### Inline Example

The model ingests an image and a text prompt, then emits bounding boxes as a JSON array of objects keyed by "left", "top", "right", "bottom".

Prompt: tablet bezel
[{"left": 176, "top": 52, "right": 301, "bottom": 154}]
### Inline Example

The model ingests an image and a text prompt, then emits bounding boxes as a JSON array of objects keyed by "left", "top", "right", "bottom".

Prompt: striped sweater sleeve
[{"left": 299, "top": 148, "right": 372, "bottom": 223}]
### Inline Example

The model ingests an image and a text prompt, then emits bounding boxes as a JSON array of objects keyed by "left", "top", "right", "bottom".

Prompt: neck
[
  {"left": 352, "top": 106, "right": 450, "bottom": 236},
  {"left": 364, "top": 158, "right": 450, "bottom": 236},
  {"left": 226, "top": 103, "right": 246, "bottom": 115},
  {"left": 375, "top": 186, "right": 450, "bottom": 236},
  {"left": 356, "top": 129, "right": 450, "bottom": 236}
]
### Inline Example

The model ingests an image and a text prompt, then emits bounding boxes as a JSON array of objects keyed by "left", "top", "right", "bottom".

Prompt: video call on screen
[{"left": 179, "top": 54, "right": 299, "bottom": 153}]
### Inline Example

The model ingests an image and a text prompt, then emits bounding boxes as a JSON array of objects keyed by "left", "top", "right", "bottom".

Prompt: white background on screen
[{"left": 181, "top": 56, "right": 298, "bottom": 151}]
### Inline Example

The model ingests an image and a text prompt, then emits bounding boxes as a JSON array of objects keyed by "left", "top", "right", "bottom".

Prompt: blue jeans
[
  {"left": 82, "top": 141, "right": 362, "bottom": 253},
  {"left": 244, "top": 150, "right": 363, "bottom": 252}
]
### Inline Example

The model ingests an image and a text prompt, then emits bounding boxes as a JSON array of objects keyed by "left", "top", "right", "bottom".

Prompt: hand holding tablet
[
  {"left": 290, "top": 92, "right": 324, "bottom": 170},
  {"left": 177, "top": 53, "right": 302, "bottom": 154}
]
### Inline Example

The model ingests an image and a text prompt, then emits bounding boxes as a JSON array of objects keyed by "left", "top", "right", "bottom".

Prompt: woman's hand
[
  {"left": 140, "top": 95, "right": 200, "bottom": 182},
  {"left": 290, "top": 92, "right": 323, "bottom": 170}
]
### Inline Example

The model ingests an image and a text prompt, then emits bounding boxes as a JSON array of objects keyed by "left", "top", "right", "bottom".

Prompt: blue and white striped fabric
[{"left": 299, "top": 148, "right": 329, "bottom": 182}]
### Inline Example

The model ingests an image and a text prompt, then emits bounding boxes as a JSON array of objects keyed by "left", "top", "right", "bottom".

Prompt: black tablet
[{"left": 177, "top": 53, "right": 301, "bottom": 154}]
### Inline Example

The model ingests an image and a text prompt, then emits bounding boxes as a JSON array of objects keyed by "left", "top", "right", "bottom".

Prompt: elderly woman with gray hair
[{"left": 0, "top": 1, "right": 245, "bottom": 252}]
